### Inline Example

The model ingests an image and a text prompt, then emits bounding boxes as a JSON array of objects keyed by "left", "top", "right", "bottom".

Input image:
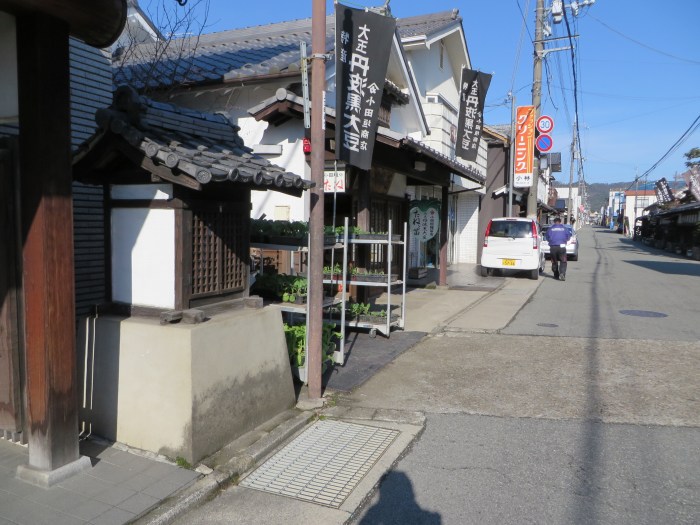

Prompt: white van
[{"left": 480, "top": 217, "right": 545, "bottom": 280}]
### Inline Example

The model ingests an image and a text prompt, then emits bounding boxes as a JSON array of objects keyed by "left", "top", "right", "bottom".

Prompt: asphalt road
[
  {"left": 349, "top": 225, "right": 700, "bottom": 524},
  {"left": 504, "top": 226, "right": 700, "bottom": 341}
]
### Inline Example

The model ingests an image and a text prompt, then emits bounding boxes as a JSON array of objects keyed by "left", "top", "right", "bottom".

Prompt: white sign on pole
[{"left": 323, "top": 169, "right": 346, "bottom": 193}]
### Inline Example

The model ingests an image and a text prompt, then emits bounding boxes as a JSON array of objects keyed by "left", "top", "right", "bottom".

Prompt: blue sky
[{"left": 146, "top": 0, "right": 700, "bottom": 185}]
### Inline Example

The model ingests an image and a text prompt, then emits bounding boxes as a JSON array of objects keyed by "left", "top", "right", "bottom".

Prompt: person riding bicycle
[{"left": 546, "top": 217, "right": 572, "bottom": 281}]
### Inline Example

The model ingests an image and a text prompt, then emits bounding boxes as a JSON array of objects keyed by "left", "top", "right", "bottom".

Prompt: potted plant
[
  {"left": 323, "top": 263, "right": 342, "bottom": 280},
  {"left": 334, "top": 225, "right": 362, "bottom": 241},
  {"left": 347, "top": 301, "right": 370, "bottom": 321},
  {"left": 353, "top": 229, "right": 383, "bottom": 240},
  {"left": 283, "top": 322, "right": 339, "bottom": 383},
  {"left": 359, "top": 308, "right": 398, "bottom": 324},
  {"left": 281, "top": 276, "right": 307, "bottom": 304}
]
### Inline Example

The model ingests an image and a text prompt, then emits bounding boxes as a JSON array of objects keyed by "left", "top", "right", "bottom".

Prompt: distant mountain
[
  {"left": 553, "top": 181, "right": 632, "bottom": 212},
  {"left": 553, "top": 178, "right": 685, "bottom": 212}
]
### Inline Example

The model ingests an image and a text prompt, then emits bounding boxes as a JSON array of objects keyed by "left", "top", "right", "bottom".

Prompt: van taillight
[
  {"left": 531, "top": 221, "right": 538, "bottom": 249},
  {"left": 483, "top": 220, "right": 492, "bottom": 247}
]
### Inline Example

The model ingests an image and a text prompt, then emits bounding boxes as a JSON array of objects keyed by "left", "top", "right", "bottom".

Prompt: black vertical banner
[
  {"left": 655, "top": 177, "right": 674, "bottom": 203},
  {"left": 456, "top": 68, "right": 492, "bottom": 162},
  {"left": 335, "top": 5, "right": 396, "bottom": 171}
]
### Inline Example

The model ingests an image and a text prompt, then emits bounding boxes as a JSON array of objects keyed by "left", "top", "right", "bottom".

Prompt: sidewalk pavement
[{"left": 0, "top": 265, "right": 541, "bottom": 525}]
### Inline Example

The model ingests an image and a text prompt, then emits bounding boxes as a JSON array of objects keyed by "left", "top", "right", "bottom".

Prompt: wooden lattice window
[{"left": 191, "top": 206, "right": 248, "bottom": 298}]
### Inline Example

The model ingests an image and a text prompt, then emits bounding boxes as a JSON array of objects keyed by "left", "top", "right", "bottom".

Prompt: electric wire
[
  {"left": 512, "top": 0, "right": 532, "bottom": 93},
  {"left": 624, "top": 113, "right": 700, "bottom": 191},
  {"left": 562, "top": 7, "right": 585, "bottom": 184},
  {"left": 589, "top": 14, "right": 700, "bottom": 66}
]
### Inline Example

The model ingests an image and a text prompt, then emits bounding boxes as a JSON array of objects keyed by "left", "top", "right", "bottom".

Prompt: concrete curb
[{"left": 135, "top": 411, "right": 316, "bottom": 524}]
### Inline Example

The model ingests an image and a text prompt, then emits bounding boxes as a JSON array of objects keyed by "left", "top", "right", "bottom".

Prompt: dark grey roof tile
[{"left": 77, "top": 85, "right": 311, "bottom": 191}]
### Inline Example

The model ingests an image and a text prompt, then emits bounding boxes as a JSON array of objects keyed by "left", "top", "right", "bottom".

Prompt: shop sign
[
  {"left": 655, "top": 177, "right": 674, "bottom": 203},
  {"left": 409, "top": 199, "right": 441, "bottom": 242},
  {"left": 689, "top": 169, "right": 700, "bottom": 202},
  {"left": 455, "top": 68, "right": 492, "bottom": 162},
  {"left": 335, "top": 4, "right": 395, "bottom": 171},
  {"left": 323, "top": 169, "right": 346, "bottom": 193},
  {"left": 514, "top": 105, "right": 535, "bottom": 188}
]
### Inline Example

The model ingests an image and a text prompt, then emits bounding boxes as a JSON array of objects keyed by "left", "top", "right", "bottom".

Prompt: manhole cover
[
  {"left": 537, "top": 323, "right": 558, "bottom": 328},
  {"left": 619, "top": 310, "right": 668, "bottom": 318},
  {"left": 240, "top": 420, "right": 398, "bottom": 508}
]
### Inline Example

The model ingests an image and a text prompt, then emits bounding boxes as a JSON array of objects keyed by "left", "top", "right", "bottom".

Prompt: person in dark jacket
[{"left": 546, "top": 217, "right": 572, "bottom": 280}]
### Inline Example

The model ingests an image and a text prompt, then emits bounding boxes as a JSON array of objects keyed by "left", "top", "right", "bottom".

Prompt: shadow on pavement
[
  {"left": 323, "top": 330, "right": 427, "bottom": 393},
  {"left": 358, "top": 471, "right": 441, "bottom": 525},
  {"left": 623, "top": 259, "right": 700, "bottom": 276}
]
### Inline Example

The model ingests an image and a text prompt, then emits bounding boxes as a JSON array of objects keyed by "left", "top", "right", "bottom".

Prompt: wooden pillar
[
  {"left": 439, "top": 185, "right": 449, "bottom": 286},
  {"left": 15, "top": 14, "right": 86, "bottom": 481}
]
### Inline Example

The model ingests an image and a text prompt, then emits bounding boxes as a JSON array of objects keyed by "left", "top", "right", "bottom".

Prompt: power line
[
  {"left": 511, "top": 0, "right": 532, "bottom": 93},
  {"left": 562, "top": 7, "right": 585, "bottom": 184},
  {"left": 589, "top": 14, "right": 700, "bottom": 65},
  {"left": 625, "top": 113, "right": 700, "bottom": 190}
]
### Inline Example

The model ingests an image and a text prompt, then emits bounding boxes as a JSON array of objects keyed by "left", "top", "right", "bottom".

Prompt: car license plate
[{"left": 502, "top": 259, "right": 516, "bottom": 266}]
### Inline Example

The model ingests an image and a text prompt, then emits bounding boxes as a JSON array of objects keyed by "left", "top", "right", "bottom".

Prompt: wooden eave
[{"left": 0, "top": 0, "right": 127, "bottom": 48}]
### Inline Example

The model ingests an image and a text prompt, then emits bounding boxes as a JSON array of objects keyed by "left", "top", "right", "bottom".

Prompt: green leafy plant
[
  {"left": 348, "top": 302, "right": 370, "bottom": 318},
  {"left": 323, "top": 263, "right": 342, "bottom": 276},
  {"left": 283, "top": 322, "right": 339, "bottom": 369}
]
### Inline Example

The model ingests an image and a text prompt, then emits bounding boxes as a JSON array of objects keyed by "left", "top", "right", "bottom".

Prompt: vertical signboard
[
  {"left": 409, "top": 200, "right": 441, "bottom": 241},
  {"left": 513, "top": 105, "right": 535, "bottom": 188},
  {"left": 335, "top": 4, "right": 396, "bottom": 171},
  {"left": 455, "top": 68, "right": 492, "bottom": 162},
  {"left": 654, "top": 177, "right": 674, "bottom": 203},
  {"left": 689, "top": 169, "right": 700, "bottom": 202}
]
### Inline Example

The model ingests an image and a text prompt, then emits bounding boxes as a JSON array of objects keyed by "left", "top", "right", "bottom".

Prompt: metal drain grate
[{"left": 240, "top": 419, "right": 398, "bottom": 507}]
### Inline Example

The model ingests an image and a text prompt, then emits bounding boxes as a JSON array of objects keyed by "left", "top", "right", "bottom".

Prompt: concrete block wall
[{"left": 78, "top": 307, "right": 296, "bottom": 463}]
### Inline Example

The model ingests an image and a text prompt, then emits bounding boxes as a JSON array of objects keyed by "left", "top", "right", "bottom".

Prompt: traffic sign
[
  {"left": 536, "top": 115, "right": 554, "bottom": 134},
  {"left": 535, "top": 134, "right": 553, "bottom": 153}
]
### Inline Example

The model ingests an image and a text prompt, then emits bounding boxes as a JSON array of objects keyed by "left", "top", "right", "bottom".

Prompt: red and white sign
[
  {"left": 536, "top": 115, "right": 554, "bottom": 134},
  {"left": 323, "top": 169, "right": 346, "bottom": 193},
  {"left": 514, "top": 106, "right": 535, "bottom": 188}
]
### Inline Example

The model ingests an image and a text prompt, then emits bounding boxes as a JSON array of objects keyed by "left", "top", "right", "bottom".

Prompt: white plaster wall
[
  {"left": 407, "top": 44, "right": 459, "bottom": 105},
  {"left": 111, "top": 208, "right": 175, "bottom": 308},
  {"left": 241, "top": 118, "right": 309, "bottom": 221}
]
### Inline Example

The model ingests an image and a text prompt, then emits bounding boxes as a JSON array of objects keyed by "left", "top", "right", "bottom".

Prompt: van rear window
[{"left": 488, "top": 221, "right": 533, "bottom": 238}]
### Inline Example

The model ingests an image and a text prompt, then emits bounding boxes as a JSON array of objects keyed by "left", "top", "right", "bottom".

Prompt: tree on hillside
[{"left": 684, "top": 147, "right": 700, "bottom": 170}]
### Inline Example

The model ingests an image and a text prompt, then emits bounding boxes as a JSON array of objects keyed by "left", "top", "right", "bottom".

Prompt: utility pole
[
  {"left": 508, "top": 92, "right": 516, "bottom": 216},
  {"left": 566, "top": 118, "right": 576, "bottom": 224},
  {"left": 526, "top": 0, "right": 545, "bottom": 219},
  {"left": 307, "top": 0, "right": 326, "bottom": 400}
]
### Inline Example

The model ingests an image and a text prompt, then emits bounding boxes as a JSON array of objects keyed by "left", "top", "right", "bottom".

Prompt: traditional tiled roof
[
  {"left": 74, "top": 85, "right": 312, "bottom": 191},
  {"left": 396, "top": 10, "right": 462, "bottom": 39},
  {"left": 114, "top": 16, "right": 334, "bottom": 90},
  {"left": 114, "top": 10, "right": 462, "bottom": 91},
  {"left": 378, "top": 126, "right": 485, "bottom": 185}
]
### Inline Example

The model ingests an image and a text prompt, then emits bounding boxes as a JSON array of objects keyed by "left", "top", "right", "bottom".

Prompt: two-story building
[{"left": 114, "top": 8, "right": 488, "bottom": 283}]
